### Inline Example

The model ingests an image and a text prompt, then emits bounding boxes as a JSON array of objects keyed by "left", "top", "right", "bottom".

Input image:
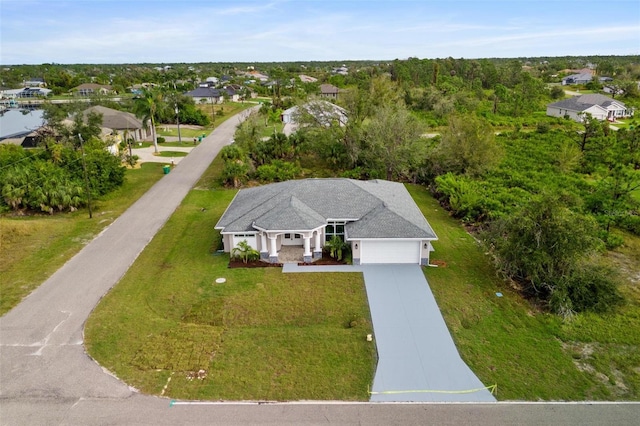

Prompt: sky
[{"left": 1, "top": 0, "right": 639, "bottom": 65}]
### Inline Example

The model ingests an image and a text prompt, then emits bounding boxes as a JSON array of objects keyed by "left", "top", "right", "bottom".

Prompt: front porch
[{"left": 276, "top": 246, "right": 306, "bottom": 263}]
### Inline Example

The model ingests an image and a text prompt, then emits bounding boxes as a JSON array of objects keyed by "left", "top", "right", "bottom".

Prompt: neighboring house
[
  {"left": 82, "top": 105, "right": 149, "bottom": 142},
  {"left": 546, "top": 94, "right": 634, "bottom": 122},
  {"left": 223, "top": 87, "right": 240, "bottom": 102},
  {"left": 23, "top": 78, "right": 46, "bottom": 87},
  {"left": 0, "top": 109, "right": 45, "bottom": 142},
  {"left": 281, "top": 100, "right": 347, "bottom": 136},
  {"left": 320, "top": 83, "right": 340, "bottom": 99},
  {"left": 215, "top": 178, "right": 438, "bottom": 265},
  {"left": 2, "top": 87, "right": 51, "bottom": 98},
  {"left": 129, "top": 83, "right": 157, "bottom": 95},
  {"left": 73, "top": 83, "right": 113, "bottom": 96},
  {"left": 299, "top": 74, "right": 318, "bottom": 83},
  {"left": 184, "top": 87, "right": 224, "bottom": 104},
  {"left": 332, "top": 66, "right": 349, "bottom": 76},
  {"left": 561, "top": 73, "right": 593, "bottom": 85}
]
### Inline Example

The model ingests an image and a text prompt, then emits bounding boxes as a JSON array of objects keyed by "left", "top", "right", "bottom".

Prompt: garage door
[{"left": 360, "top": 240, "right": 420, "bottom": 264}]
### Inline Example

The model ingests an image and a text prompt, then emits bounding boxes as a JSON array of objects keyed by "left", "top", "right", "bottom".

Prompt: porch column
[
  {"left": 268, "top": 235, "right": 278, "bottom": 263},
  {"left": 303, "top": 234, "right": 312, "bottom": 263},
  {"left": 313, "top": 230, "right": 322, "bottom": 259},
  {"left": 260, "top": 233, "right": 268, "bottom": 260}
]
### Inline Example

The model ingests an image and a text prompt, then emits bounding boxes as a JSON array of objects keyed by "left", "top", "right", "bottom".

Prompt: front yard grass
[
  {"left": 408, "top": 184, "right": 640, "bottom": 400},
  {"left": 85, "top": 188, "right": 375, "bottom": 401},
  {"left": 0, "top": 163, "right": 165, "bottom": 315}
]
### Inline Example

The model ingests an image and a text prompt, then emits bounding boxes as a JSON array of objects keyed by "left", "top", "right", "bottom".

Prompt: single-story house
[
  {"left": 82, "top": 105, "right": 149, "bottom": 142},
  {"left": 73, "top": 83, "right": 113, "bottom": 96},
  {"left": 320, "top": 83, "right": 340, "bottom": 99},
  {"left": 298, "top": 74, "right": 318, "bottom": 83},
  {"left": 281, "top": 100, "right": 347, "bottom": 136},
  {"left": 184, "top": 87, "right": 224, "bottom": 104},
  {"left": 0, "top": 109, "right": 45, "bottom": 142},
  {"left": 546, "top": 94, "right": 634, "bottom": 122},
  {"left": 561, "top": 73, "right": 593, "bottom": 86},
  {"left": 1, "top": 87, "right": 52, "bottom": 98},
  {"left": 23, "top": 78, "right": 46, "bottom": 87},
  {"left": 332, "top": 66, "right": 349, "bottom": 76},
  {"left": 215, "top": 178, "right": 438, "bottom": 265}
]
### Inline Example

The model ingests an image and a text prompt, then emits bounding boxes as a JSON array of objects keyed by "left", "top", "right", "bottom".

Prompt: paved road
[{"left": 1, "top": 106, "right": 639, "bottom": 424}]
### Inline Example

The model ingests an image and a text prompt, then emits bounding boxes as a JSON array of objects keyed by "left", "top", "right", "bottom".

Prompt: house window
[{"left": 325, "top": 221, "right": 346, "bottom": 241}]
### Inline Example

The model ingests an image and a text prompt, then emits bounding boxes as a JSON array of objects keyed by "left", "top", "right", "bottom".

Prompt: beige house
[{"left": 73, "top": 83, "right": 114, "bottom": 96}]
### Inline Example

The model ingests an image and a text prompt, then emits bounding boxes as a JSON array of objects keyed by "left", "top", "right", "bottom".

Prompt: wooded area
[{"left": 2, "top": 55, "right": 639, "bottom": 315}]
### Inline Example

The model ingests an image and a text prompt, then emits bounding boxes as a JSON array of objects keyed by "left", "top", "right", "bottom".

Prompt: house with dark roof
[
  {"left": 184, "top": 87, "right": 223, "bottom": 104},
  {"left": 320, "top": 83, "right": 340, "bottom": 99},
  {"left": 546, "top": 94, "right": 634, "bottom": 122},
  {"left": 215, "top": 179, "right": 437, "bottom": 265},
  {"left": 561, "top": 73, "right": 593, "bottom": 86}
]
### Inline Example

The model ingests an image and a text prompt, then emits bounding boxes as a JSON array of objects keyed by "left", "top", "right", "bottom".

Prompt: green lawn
[
  {"left": 154, "top": 151, "right": 188, "bottom": 158},
  {"left": 157, "top": 128, "right": 209, "bottom": 138},
  {"left": 0, "top": 163, "right": 165, "bottom": 315},
  {"left": 85, "top": 188, "right": 375, "bottom": 401},
  {"left": 407, "top": 184, "right": 640, "bottom": 400}
]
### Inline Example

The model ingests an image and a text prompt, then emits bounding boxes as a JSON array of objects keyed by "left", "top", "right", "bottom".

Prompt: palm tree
[
  {"left": 231, "top": 240, "right": 260, "bottom": 263},
  {"left": 134, "top": 89, "right": 163, "bottom": 153}
]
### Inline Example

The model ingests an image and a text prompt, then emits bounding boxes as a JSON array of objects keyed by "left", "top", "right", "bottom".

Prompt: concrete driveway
[
  {"left": 364, "top": 265, "right": 495, "bottom": 402},
  {"left": 284, "top": 263, "right": 495, "bottom": 402}
]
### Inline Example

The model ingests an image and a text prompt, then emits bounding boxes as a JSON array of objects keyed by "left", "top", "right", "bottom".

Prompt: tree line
[{"left": 221, "top": 58, "right": 639, "bottom": 316}]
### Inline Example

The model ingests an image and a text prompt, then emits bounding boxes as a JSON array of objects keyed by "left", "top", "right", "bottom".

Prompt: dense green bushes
[
  {"left": 1, "top": 140, "right": 125, "bottom": 214},
  {"left": 429, "top": 126, "right": 637, "bottom": 314}
]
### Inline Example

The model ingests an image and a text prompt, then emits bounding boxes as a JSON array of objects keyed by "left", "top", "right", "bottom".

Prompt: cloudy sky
[{"left": 1, "top": 0, "right": 638, "bottom": 64}]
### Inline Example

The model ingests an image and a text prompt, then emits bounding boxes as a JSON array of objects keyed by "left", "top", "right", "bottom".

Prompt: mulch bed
[
  {"left": 298, "top": 253, "right": 347, "bottom": 266},
  {"left": 228, "top": 260, "right": 282, "bottom": 268},
  {"left": 227, "top": 254, "right": 347, "bottom": 268}
]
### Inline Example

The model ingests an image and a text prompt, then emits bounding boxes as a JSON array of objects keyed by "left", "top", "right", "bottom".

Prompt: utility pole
[
  {"left": 175, "top": 104, "right": 182, "bottom": 145},
  {"left": 78, "top": 134, "right": 93, "bottom": 219}
]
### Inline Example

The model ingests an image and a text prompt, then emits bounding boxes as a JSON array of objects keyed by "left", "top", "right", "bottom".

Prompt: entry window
[{"left": 325, "top": 221, "right": 346, "bottom": 241}]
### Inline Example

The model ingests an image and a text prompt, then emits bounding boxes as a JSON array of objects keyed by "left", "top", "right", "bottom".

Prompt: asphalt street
[{"left": 1, "top": 106, "right": 639, "bottom": 424}]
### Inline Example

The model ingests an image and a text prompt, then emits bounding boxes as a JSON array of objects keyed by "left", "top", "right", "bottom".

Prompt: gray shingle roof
[
  {"left": 83, "top": 105, "right": 143, "bottom": 130},
  {"left": 216, "top": 178, "right": 437, "bottom": 240},
  {"left": 184, "top": 87, "right": 221, "bottom": 98},
  {"left": 547, "top": 94, "right": 625, "bottom": 112}
]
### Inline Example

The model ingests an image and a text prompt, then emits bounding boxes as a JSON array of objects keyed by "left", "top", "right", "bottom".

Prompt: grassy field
[
  {"left": 196, "top": 102, "right": 256, "bottom": 129},
  {"left": 407, "top": 185, "right": 640, "bottom": 400},
  {"left": 85, "top": 188, "right": 375, "bottom": 401},
  {"left": 0, "top": 163, "right": 165, "bottom": 315},
  {"left": 157, "top": 128, "right": 209, "bottom": 138}
]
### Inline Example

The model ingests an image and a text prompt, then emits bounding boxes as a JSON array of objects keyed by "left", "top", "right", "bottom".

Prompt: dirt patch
[{"left": 430, "top": 259, "right": 448, "bottom": 267}]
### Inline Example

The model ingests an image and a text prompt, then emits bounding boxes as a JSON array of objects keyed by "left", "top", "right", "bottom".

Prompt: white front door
[{"left": 282, "top": 233, "right": 303, "bottom": 246}]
